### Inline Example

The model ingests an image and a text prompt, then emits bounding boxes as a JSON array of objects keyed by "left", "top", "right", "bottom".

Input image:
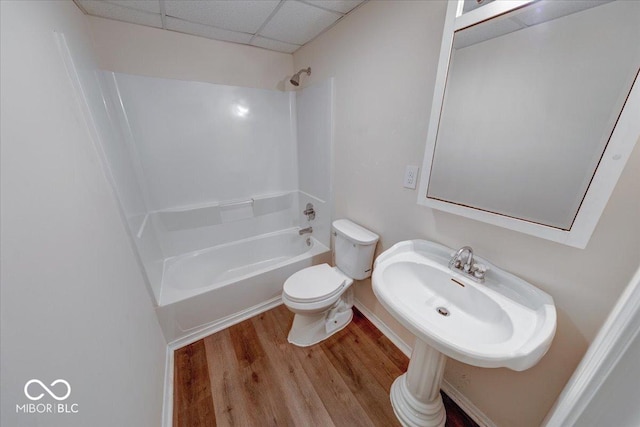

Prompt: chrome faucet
[
  {"left": 299, "top": 226, "right": 313, "bottom": 235},
  {"left": 449, "top": 246, "right": 486, "bottom": 282},
  {"left": 449, "top": 246, "right": 474, "bottom": 270}
]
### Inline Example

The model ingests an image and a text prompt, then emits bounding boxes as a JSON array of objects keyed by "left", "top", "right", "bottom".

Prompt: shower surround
[{"left": 94, "top": 71, "right": 334, "bottom": 343}]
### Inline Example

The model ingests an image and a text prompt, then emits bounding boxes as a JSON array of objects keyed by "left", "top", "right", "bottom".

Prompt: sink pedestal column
[{"left": 390, "top": 340, "right": 447, "bottom": 427}]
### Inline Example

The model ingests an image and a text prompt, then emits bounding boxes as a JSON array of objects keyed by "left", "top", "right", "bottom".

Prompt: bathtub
[{"left": 155, "top": 228, "right": 331, "bottom": 344}]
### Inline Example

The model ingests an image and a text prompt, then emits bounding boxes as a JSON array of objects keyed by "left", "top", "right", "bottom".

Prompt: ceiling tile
[
  {"left": 163, "top": 0, "right": 280, "bottom": 34},
  {"left": 77, "top": 0, "right": 366, "bottom": 54},
  {"left": 78, "top": 0, "right": 162, "bottom": 27},
  {"left": 165, "top": 17, "right": 253, "bottom": 44},
  {"left": 302, "top": 0, "right": 363, "bottom": 14},
  {"left": 260, "top": 1, "right": 341, "bottom": 45},
  {"left": 104, "top": 0, "right": 160, "bottom": 14},
  {"left": 250, "top": 36, "right": 301, "bottom": 54}
]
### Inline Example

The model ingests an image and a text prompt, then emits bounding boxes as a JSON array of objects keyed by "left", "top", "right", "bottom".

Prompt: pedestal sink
[{"left": 372, "top": 240, "right": 556, "bottom": 427}]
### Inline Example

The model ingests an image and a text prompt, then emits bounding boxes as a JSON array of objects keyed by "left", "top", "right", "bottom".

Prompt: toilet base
[{"left": 287, "top": 306, "right": 353, "bottom": 347}]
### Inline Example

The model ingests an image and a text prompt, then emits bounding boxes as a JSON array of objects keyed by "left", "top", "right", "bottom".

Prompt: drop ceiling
[{"left": 74, "top": 0, "right": 365, "bottom": 53}]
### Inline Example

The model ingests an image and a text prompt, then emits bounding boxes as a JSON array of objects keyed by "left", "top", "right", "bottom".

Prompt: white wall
[
  {"left": 296, "top": 80, "right": 333, "bottom": 203},
  {"left": 83, "top": 69, "right": 165, "bottom": 303},
  {"left": 293, "top": 1, "right": 640, "bottom": 426},
  {"left": 88, "top": 15, "right": 293, "bottom": 90},
  {"left": 296, "top": 79, "right": 334, "bottom": 247},
  {"left": 109, "top": 72, "right": 298, "bottom": 211},
  {"left": 149, "top": 191, "right": 300, "bottom": 261},
  {"left": 0, "top": 2, "right": 166, "bottom": 426}
]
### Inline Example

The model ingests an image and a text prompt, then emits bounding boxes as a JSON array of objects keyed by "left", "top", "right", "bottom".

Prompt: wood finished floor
[{"left": 173, "top": 305, "right": 479, "bottom": 427}]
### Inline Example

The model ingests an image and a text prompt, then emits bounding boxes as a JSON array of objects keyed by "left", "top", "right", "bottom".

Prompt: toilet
[{"left": 282, "top": 219, "right": 379, "bottom": 346}]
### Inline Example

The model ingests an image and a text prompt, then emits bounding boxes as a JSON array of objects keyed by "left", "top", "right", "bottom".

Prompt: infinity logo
[{"left": 24, "top": 379, "right": 71, "bottom": 401}]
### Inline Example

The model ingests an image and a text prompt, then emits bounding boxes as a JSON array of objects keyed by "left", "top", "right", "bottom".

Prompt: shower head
[{"left": 290, "top": 67, "right": 311, "bottom": 86}]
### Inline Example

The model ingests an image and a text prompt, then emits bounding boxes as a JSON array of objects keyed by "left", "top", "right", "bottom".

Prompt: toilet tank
[{"left": 333, "top": 219, "right": 379, "bottom": 280}]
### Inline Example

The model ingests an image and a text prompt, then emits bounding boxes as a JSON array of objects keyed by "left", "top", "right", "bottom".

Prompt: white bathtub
[{"left": 155, "top": 228, "right": 331, "bottom": 344}]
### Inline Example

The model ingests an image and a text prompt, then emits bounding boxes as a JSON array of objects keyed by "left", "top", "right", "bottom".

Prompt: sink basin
[
  {"left": 373, "top": 240, "right": 556, "bottom": 426},
  {"left": 373, "top": 240, "right": 556, "bottom": 371}
]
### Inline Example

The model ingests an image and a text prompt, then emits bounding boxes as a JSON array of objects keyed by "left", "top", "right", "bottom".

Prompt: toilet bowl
[{"left": 282, "top": 219, "right": 379, "bottom": 347}]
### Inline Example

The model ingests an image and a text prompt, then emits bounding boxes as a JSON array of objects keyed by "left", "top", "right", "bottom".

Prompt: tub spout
[{"left": 299, "top": 227, "right": 313, "bottom": 235}]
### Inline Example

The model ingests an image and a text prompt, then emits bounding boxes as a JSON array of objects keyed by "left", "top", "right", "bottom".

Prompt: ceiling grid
[{"left": 74, "top": 0, "right": 365, "bottom": 53}]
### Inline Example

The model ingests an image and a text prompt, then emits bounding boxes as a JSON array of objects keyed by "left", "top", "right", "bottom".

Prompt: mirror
[{"left": 419, "top": 0, "right": 640, "bottom": 248}]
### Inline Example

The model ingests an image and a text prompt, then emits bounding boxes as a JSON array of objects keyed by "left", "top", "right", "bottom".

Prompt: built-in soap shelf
[{"left": 151, "top": 191, "right": 296, "bottom": 232}]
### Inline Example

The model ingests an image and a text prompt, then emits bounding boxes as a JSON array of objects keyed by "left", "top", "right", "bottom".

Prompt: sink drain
[{"left": 436, "top": 307, "right": 450, "bottom": 317}]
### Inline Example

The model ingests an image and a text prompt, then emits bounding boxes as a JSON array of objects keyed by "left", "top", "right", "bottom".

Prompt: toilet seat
[{"left": 283, "top": 264, "right": 346, "bottom": 303}]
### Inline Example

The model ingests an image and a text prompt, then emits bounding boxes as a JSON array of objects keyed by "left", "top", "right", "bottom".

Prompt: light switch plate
[{"left": 404, "top": 165, "right": 419, "bottom": 189}]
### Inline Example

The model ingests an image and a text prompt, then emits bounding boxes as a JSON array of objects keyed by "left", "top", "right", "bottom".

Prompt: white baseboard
[
  {"left": 440, "top": 379, "right": 497, "bottom": 427},
  {"left": 162, "top": 345, "right": 174, "bottom": 427},
  {"left": 168, "top": 296, "right": 284, "bottom": 350},
  {"left": 354, "top": 299, "right": 496, "bottom": 427},
  {"left": 161, "top": 296, "right": 284, "bottom": 427}
]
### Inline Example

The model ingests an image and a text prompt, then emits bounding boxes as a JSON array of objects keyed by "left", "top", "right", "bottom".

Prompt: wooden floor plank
[
  {"left": 228, "top": 320, "right": 265, "bottom": 368},
  {"left": 352, "top": 308, "right": 411, "bottom": 371},
  {"left": 320, "top": 326, "right": 403, "bottom": 426},
  {"left": 251, "top": 310, "right": 336, "bottom": 427},
  {"left": 203, "top": 329, "right": 257, "bottom": 427},
  {"left": 227, "top": 320, "right": 297, "bottom": 426},
  {"left": 344, "top": 312, "right": 409, "bottom": 390},
  {"left": 175, "top": 304, "right": 480, "bottom": 427},
  {"left": 270, "top": 304, "right": 376, "bottom": 427},
  {"left": 173, "top": 340, "right": 216, "bottom": 427}
]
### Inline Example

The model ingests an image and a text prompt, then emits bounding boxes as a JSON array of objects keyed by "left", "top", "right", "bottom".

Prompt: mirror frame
[{"left": 418, "top": 0, "right": 640, "bottom": 249}]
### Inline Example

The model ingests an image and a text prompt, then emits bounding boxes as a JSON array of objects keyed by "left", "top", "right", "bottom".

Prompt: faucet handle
[
  {"left": 472, "top": 263, "right": 487, "bottom": 279},
  {"left": 303, "top": 203, "right": 315, "bottom": 220}
]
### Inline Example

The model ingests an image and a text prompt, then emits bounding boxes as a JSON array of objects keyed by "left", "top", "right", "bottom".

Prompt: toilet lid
[{"left": 284, "top": 264, "right": 346, "bottom": 303}]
